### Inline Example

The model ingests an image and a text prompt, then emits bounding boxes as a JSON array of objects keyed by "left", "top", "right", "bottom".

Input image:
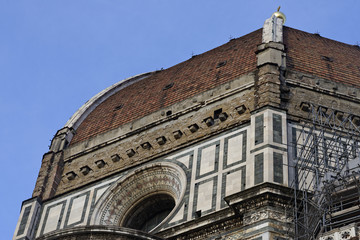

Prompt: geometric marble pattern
[
  {"left": 221, "top": 166, "right": 246, "bottom": 207},
  {"left": 196, "top": 141, "right": 220, "bottom": 179},
  {"left": 255, "top": 114, "right": 264, "bottom": 145},
  {"left": 272, "top": 113, "right": 282, "bottom": 143},
  {"left": 92, "top": 163, "right": 186, "bottom": 226},
  {"left": 273, "top": 152, "right": 283, "bottom": 183},
  {"left": 13, "top": 197, "right": 41, "bottom": 240},
  {"left": 225, "top": 170, "right": 242, "bottom": 196},
  {"left": 16, "top": 205, "right": 31, "bottom": 236},
  {"left": 34, "top": 125, "right": 251, "bottom": 237},
  {"left": 174, "top": 151, "right": 194, "bottom": 169},
  {"left": 40, "top": 201, "right": 66, "bottom": 235},
  {"left": 168, "top": 202, "right": 186, "bottom": 225},
  {"left": 193, "top": 177, "right": 217, "bottom": 217},
  {"left": 223, "top": 131, "right": 247, "bottom": 169},
  {"left": 254, "top": 153, "right": 264, "bottom": 185},
  {"left": 36, "top": 179, "right": 117, "bottom": 238},
  {"left": 65, "top": 192, "right": 90, "bottom": 227}
]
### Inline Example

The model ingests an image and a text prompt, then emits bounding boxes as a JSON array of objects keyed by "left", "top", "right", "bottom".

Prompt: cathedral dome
[
  {"left": 14, "top": 12, "right": 360, "bottom": 240},
  {"left": 60, "top": 27, "right": 360, "bottom": 149},
  {"left": 65, "top": 29, "right": 261, "bottom": 146}
]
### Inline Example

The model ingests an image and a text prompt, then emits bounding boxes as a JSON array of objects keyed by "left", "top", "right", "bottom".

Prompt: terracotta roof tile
[
  {"left": 70, "top": 29, "right": 261, "bottom": 145},
  {"left": 70, "top": 27, "right": 360, "bottom": 145},
  {"left": 284, "top": 27, "right": 360, "bottom": 87}
]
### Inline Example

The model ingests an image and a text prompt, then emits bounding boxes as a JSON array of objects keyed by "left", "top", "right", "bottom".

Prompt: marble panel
[{"left": 42, "top": 201, "right": 66, "bottom": 235}]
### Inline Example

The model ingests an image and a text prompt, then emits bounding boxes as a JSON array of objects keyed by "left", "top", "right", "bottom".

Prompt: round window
[
  {"left": 123, "top": 193, "right": 175, "bottom": 232},
  {"left": 91, "top": 163, "right": 186, "bottom": 233}
]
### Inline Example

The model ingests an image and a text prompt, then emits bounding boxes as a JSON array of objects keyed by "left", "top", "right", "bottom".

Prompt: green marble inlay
[{"left": 255, "top": 153, "right": 264, "bottom": 184}]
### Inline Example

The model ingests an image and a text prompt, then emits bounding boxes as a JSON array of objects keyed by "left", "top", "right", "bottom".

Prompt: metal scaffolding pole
[{"left": 289, "top": 103, "right": 360, "bottom": 240}]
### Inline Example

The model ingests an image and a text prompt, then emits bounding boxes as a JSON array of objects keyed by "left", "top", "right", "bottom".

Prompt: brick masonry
[{"left": 15, "top": 13, "right": 360, "bottom": 240}]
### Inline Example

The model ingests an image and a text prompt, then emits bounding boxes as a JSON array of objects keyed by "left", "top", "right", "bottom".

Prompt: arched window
[{"left": 123, "top": 193, "right": 175, "bottom": 232}]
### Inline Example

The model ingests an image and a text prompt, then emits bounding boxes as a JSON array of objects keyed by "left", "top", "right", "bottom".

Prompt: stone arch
[
  {"left": 91, "top": 162, "right": 186, "bottom": 232},
  {"left": 36, "top": 226, "right": 164, "bottom": 240}
]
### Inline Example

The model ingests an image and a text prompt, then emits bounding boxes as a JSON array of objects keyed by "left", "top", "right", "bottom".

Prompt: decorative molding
[
  {"left": 243, "top": 209, "right": 288, "bottom": 225},
  {"left": 91, "top": 162, "right": 187, "bottom": 230}
]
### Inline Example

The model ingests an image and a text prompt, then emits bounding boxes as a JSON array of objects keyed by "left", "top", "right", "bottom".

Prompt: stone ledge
[
  {"left": 56, "top": 85, "right": 254, "bottom": 195},
  {"left": 36, "top": 225, "right": 164, "bottom": 240},
  {"left": 224, "top": 182, "right": 293, "bottom": 210}
]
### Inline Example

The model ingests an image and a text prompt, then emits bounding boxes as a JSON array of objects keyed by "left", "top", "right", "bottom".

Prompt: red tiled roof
[
  {"left": 284, "top": 27, "right": 360, "bottom": 87},
  {"left": 70, "top": 29, "right": 261, "bottom": 145},
  {"left": 70, "top": 27, "right": 360, "bottom": 145}
]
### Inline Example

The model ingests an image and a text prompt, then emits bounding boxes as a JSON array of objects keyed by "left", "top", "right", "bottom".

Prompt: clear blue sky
[{"left": 1, "top": 0, "right": 359, "bottom": 238}]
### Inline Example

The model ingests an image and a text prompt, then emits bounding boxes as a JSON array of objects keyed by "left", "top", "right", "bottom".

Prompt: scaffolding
[{"left": 289, "top": 103, "right": 360, "bottom": 239}]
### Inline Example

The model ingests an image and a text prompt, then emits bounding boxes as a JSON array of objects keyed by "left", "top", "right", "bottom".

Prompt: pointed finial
[
  {"left": 272, "top": 6, "right": 286, "bottom": 24},
  {"left": 263, "top": 7, "right": 285, "bottom": 43}
]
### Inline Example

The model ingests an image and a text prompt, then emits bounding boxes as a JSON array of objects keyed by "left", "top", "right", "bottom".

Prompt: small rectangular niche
[
  {"left": 156, "top": 136, "right": 167, "bottom": 145},
  {"left": 173, "top": 130, "right": 183, "bottom": 139},
  {"left": 80, "top": 166, "right": 91, "bottom": 175},
  {"left": 95, "top": 160, "right": 106, "bottom": 168},
  {"left": 204, "top": 117, "right": 214, "bottom": 127},
  {"left": 66, "top": 171, "right": 77, "bottom": 180},
  {"left": 236, "top": 105, "right": 246, "bottom": 115},
  {"left": 126, "top": 149, "right": 136, "bottom": 157},
  {"left": 214, "top": 108, "right": 222, "bottom": 119},
  {"left": 188, "top": 124, "right": 199, "bottom": 133},
  {"left": 111, "top": 154, "right": 121, "bottom": 162}
]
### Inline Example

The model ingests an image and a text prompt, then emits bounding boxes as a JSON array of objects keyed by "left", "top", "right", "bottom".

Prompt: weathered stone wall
[
  {"left": 56, "top": 73, "right": 256, "bottom": 196},
  {"left": 284, "top": 69, "right": 360, "bottom": 123},
  {"left": 33, "top": 152, "right": 55, "bottom": 198},
  {"left": 30, "top": 104, "right": 293, "bottom": 239},
  {"left": 32, "top": 123, "right": 253, "bottom": 238}
]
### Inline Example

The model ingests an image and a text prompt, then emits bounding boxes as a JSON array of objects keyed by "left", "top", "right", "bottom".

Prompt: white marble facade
[{"left": 14, "top": 108, "right": 289, "bottom": 239}]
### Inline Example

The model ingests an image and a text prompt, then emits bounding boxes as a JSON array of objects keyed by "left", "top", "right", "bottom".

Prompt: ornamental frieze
[{"left": 91, "top": 163, "right": 187, "bottom": 228}]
